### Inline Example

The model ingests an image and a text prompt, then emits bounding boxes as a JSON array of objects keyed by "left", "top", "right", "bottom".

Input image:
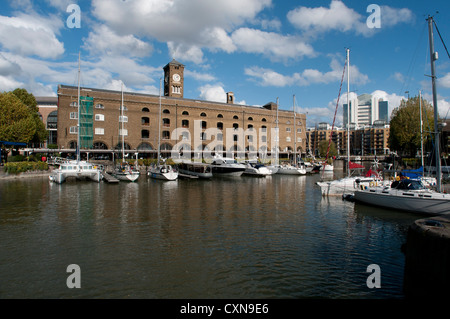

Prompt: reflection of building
[
  {"left": 306, "top": 121, "right": 390, "bottom": 156},
  {"left": 343, "top": 93, "right": 389, "bottom": 127},
  {"left": 55, "top": 60, "right": 307, "bottom": 161},
  {"left": 36, "top": 96, "right": 58, "bottom": 147}
]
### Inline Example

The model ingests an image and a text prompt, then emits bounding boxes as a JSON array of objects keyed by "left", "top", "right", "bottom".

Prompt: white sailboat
[
  {"left": 317, "top": 49, "right": 383, "bottom": 195},
  {"left": 148, "top": 78, "right": 178, "bottom": 181},
  {"left": 50, "top": 53, "right": 102, "bottom": 184},
  {"left": 113, "top": 83, "right": 140, "bottom": 182},
  {"left": 353, "top": 16, "right": 450, "bottom": 215}
]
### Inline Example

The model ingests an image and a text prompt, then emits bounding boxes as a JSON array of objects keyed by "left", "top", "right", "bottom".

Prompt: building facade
[
  {"left": 343, "top": 93, "right": 389, "bottom": 127},
  {"left": 36, "top": 96, "right": 58, "bottom": 148},
  {"left": 56, "top": 60, "right": 307, "bottom": 162}
]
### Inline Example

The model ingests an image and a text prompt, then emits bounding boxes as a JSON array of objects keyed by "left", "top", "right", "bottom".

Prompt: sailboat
[
  {"left": 277, "top": 95, "right": 307, "bottom": 175},
  {"left": 112, "top": 83, "right": 140, "bottom": 182},
  {"left": 148, "top": 78, "right": 178, "bottom": 181},
  {"left": 317, "top": 49, "right": 384, "bottom": 195},
  {"left": 50, "top": 53, "right": 102, "bottom": 184},
  {"left": 353, "top": 16, "right": 450, "bottom": 215}
]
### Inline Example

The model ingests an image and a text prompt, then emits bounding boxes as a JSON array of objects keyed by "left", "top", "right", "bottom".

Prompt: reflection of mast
[
  {"left": 276, "top": 97, "right": 279, "bottom": 164},
  {"left": 419, "top": 90, "right": 424, "bottom": 169},
  {"left": 121, "top": 83, "right": 125, "bottom": 163},
  {"left": 427, "top": 15, "right": 441, "bottom": 192}
]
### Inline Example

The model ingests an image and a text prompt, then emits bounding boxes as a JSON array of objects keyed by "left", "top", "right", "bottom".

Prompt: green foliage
[
  {"left": 3, "top": 161, "right": 49, "bottom": 174},
  {"left": 0, "top": 89, "right": 47, "bottom": 144},
  {"left": 389, "top": 96, "right": 435, "bottom": 157},
  {"left": 318, "top": 140, "right": 337, "bottom": 158}
]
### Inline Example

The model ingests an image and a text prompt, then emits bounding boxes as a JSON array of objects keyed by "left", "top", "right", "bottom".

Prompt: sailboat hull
[{"left": 354, "top": 187, "right": 450, "bottom": 215}]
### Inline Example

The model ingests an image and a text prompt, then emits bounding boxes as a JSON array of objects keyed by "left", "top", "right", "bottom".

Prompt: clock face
[{"left": 172, "top": 74, "right": 181, "bottom": 82}]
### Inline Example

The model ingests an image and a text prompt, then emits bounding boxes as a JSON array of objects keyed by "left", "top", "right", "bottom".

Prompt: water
[{"left": 0, "top": 173, "right": 419, "bottom": 299}]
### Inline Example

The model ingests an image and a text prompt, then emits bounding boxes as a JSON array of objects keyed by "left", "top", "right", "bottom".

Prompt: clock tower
[{"left": 163, "top": 59, "right": 185, "bottom": 98}]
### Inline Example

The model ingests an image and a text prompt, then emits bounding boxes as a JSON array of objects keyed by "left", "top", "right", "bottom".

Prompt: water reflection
[{"left": 0, "top": 174, "right": 415, "bottom": 298}]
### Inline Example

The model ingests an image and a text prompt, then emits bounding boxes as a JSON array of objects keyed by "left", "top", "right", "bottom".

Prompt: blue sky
[{"left": 1, "top": 0, "right": 449, "bottom": 127}]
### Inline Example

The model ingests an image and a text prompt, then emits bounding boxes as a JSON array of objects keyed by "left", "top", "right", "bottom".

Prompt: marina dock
[{"left": 101, "top": 171, "right": 119, "bottom": 183}]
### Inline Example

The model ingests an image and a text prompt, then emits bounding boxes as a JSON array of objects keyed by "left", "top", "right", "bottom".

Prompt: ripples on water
[{"left": 0, "top": 173, "right": 419, "bottom": 299}]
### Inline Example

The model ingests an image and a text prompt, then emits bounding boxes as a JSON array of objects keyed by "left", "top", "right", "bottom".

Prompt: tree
[
  {"left": 318, "top": 140, "right": 337, "bottom": 159},
  {"left": 0, "top": 90, "right": 47, "bottom": 144},
  {"left": 389, "top": 96, "right": 435, "bottom": 157}
]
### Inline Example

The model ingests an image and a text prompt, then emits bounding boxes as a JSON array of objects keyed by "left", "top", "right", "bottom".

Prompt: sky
[{"left": 1, "top": 0, "right": 450, "bottom": 127}]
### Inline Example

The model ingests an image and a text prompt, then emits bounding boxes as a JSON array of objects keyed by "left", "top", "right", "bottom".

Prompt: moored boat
[
  {"left": 49, "top": 160, "right": 102, "bottom": 184},
  {"left": 177, "top": 161, "right": 212, "bottom": 179},
  {"left": 210, "top": 156, "right": 246, "bottom": 177}
]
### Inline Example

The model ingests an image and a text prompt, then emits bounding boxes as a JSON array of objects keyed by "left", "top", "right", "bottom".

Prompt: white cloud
[
  {"left": 0, "top": 13, "right": 64, "bottom": 59},
  {"left": 439, "top": 73, "right": 450, "bottom": 89},
  {"left": 287, "top": 1, "right": 413, "bottom": 37},
  {"left": 83, "top": 25, "right": 153, "bottom": 58},
  {"left": 0, "top": 75, "right": 24, "bottom": 92},
  {"left": 231, "top": 28, "right": 314, "bottom": 61},
  {"left": 167, "top": 42, "right": 204, "bottom": 65},
  {"left": 198, "top": 84, "right": 245, "bottom": 104},
  {"left": 244, "top": 56, "right": 368, "bottom": 87},
  {"left": 185, "top": 70, "right": 216, "bottom": 82}
]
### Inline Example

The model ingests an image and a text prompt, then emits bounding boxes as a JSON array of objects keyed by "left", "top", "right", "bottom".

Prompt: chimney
[{"left": 226, "top": 92, "right": 234, "bottom": 104}]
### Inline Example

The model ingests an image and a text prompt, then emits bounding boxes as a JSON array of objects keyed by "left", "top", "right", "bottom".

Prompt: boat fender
[{"left": 369, "top": 181, "right": 376, "bottom": 187}]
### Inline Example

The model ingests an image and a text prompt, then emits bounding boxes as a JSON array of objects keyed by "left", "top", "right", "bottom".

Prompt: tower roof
[{"left": 164, "top": 59, "right": 184, "bottom": 68}]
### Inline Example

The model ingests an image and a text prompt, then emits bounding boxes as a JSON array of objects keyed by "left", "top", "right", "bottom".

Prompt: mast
[
  {"left": 427, "top": 15, "right": 441, "bottom": 192},
  {"left": 293, "top": 95, "right": 296, "bottom": 166},
  {"left": 121, "top": 83, "right": 125, "bottom": 163},
  {"left": 157, "top": 78, "right": 162, "bottom": 166},
  {"left": 346, "top": 48, "right": 350, "bottom": 177},
  {"left": 77, "top": 52, "right": 81, "bottom": 164},
  {"left": 276, "top": 97, "right": 279, "bottom": 165},
  {"left": 419, "top": 90, "right": 424, "bottom": 170}
]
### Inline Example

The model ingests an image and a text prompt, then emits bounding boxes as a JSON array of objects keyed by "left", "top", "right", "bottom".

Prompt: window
[
  {"left": 248, "top": 124, "right": 254, "bottom": 130},
  {"left": 217, "top": 114, "right": 223, "bottom": 118},
  {"left": 70, "top": 112, "right": 78, "bottom": 119},
  {"left": 95, "top": 128, "right": 104, "bottom": 135},
  {"left": 233, "top": 123, "right": 239, "bottom": 130},
  {"left": 297, "top": 137, "right": 302, "bottom": 142},
  {"left": 163, "top": 118, "right": 170, "bottom": 127},
  {"left": 95, "top": 114, "right": 104, "bottom": 121},
  {"left": 162, "top": 131, "right": 170, "bottom": 139},
  {"left": 261, "top": 125, "right": 267, "bottom": 132},
  {"left": 297, "top": 128, "right": 302, "bottom": 133},
  {"left": 262, "top": 118, "right": 267, "bottom": 122},
  {"left": 120, "top": 105, "right": 128, "bottom": 111},
  {"left": 182, "top": 119, "right": 189, "bottom": 128},
  {"left": 201, "top": 121, "right": 207, "bottom": 129},
  {"left": 141, "top": 130, "right": 150, "bottom": 139},
  {"left": 172, "top": 86, "right": 181, "bottom": 94},
  {"left": 95, "top": 104, "right": 104, "bottom": 109},
  {"left": 248, "top": 135, "right": 253, "bottom": 142},
  {"left": 200, "top": 112, "right": 207, "bottom": 117},
  {"left": 119, "top": 115, "right": 128, "bottom": 123},
  {"left": 248, "top": 117, "right": 253, "bottom": 121},
  {"left": 119, "top": 129, "right": 128, "bottom": 136},
  {"left": 70, "top": 126, "right": 78, "bottom": 134},
  {"left": 182, "top": 111, "right": 189, "bottom": 115},
  {"left": 142, "top": 107, "right": 150, "bottom": 112},
  {"left": 286, "top": 127, "right": 291, "bottom": 132},
  {"left": 200, "top": 132, "right": 207, "bottom": 141},
  {"left": 217, "top": 133, "right": 223, "bottom": 141},
  {"left": 163, "top": 109, "right": 170, "bottom": 114},
  {"left": 233, "top": 135, "right": 238, "bottom": 142},
  {"left": 181, "top": 131, "right": 189, "bottom": 140},
  {"left": 286, "top": 137, "right": 291, "bottom": 142},
  {"left": 233, "top": 115, "right": 239, "bottom": 119},
  {"left": 70, "top": 101, "right": 78, "bottom": 107},
  {"left": 217, "top": 122, "right": 223, "bottom": 130},
  {"left": 141, "top": 117, "right": 150, "bottom": 126},
  {"left": 287, "top": 120, "right": 291, "bottom": 125}
]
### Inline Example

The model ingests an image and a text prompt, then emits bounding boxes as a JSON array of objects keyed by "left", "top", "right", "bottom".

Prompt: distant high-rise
[{"left": 343, "top": 93, "right": 389, "bottom": 127}]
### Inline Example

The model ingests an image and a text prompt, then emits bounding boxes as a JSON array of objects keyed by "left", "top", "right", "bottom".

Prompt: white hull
[
  {"left": 320, "top": 164, "right": 333, "bottom": 171},
  {"left": 149, "top": 165, "right": 178, "bottom": 181},
  {"left": 266, "top": 165, "right": 279, "bottom": 174},
  {"left": 114, "top": 172, "right": 140, "bottom": 182},
  {"left": 277, "top": 165, "right": 306, "bottom": 175},
  {"left": 354, "top": 185, "right": 450, "bottom": 215},
  {"left": 317, "top": 176, "right": 384, "bottom": 196},
  {"left": 49, "top": 161, "right": 102, "bottom": 184},
  {"left": 243, "top": 166, "right": 272, "bottom": 177}
]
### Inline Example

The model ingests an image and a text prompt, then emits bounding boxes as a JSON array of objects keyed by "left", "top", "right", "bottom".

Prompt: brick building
[{"left": 56, "top": 60, "right": 306, "bottom": 162}]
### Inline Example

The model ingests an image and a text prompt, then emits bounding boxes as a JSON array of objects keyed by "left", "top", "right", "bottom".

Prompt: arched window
[
  {"left": 233, "top": 123, "right": 239, "bottom": 130},
  {"left": 262, "top": 118, "right": 267, "bottom": 122},
  {"left": 163, "top": 109, "right": 170, "bottom": 114},
  {"left": 142, "top": 107, "right": 150, "bottom": 112},
  {"left": 95, "top": 103, "right": 104, "bottom": 109},
  {"left": 182, "top": 111, "right": 189, "bottom": 115},
  {"left": 233, "top": 115, "right": 239, "bottom": 120},
  {"left": 217, "top": 114, "right": 223, "bottom": 118},
  {"left": 138, "top": 143, "right": 153, "bottom": 151},
  {"left": 200, "top": 112, "right": 207, "bottom": 117},
  {"left": 248, "top": 117, "right": 253, "bottom": 121},
  {"left": 47, "top": 111, "right": 57, "bottom": 129},
  {"left": 93, "top": 142, "right": 108, "bottom": 149}
]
